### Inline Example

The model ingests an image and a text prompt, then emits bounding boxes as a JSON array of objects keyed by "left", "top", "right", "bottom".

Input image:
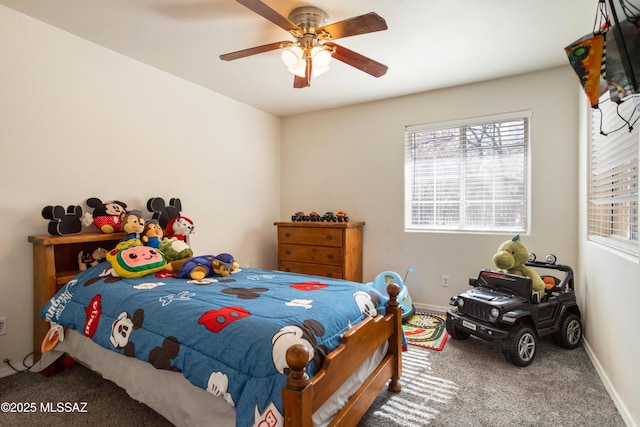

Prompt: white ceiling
[{"left": 1, "top": 0, "right": 597, "bottom": 117}]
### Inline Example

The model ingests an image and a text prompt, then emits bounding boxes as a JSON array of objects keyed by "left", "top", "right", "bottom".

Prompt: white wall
[
  {"left": 578, "top": 94, "right": 640, "bottom": 426},
  {"left": 282, "top": 67, "right": 580, "bottom": 305},
  {"left": 0, "top": 7, "right": 281, "bottom": 374}
]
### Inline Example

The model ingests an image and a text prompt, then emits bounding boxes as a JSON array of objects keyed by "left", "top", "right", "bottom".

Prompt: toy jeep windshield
[{"left": 446, "top": 255, "right": 582, "bottom": 366}]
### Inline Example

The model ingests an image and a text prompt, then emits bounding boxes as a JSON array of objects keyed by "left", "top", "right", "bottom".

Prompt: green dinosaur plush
[{"left": 493, "top": 235, "right": 545, "bottom": 301}]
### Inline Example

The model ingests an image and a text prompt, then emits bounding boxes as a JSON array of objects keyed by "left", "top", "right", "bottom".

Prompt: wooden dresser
[
  {"left": 274, "top": 221, "right": 364, "bottom": 282},
  {"left": 29, "top": 232, "right": 125, "bottom": 372}
]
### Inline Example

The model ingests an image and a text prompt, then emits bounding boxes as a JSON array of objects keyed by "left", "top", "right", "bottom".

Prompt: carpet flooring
[
  {"left": 358, "top": 346, "right": 457, "bottom": 426},
  {"left": 360, "top": 336, "right": 625, "bottom": 427},
  {"left": 0, "top": 336, "right": 626, "bottom": 426}
]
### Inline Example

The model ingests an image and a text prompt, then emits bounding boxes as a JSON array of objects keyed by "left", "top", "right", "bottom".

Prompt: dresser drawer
[
  {"left": 278, "top": 244, "right": 343, "bottom": 266},
  {"left": 274, "top": 221, "right": 364, "bottom": 282},
  {"left": 277, "top": 227, "right": 343, "bottom": 247},
  {"left": 278, "top": 260, "right": 344, "bottom": 279}
]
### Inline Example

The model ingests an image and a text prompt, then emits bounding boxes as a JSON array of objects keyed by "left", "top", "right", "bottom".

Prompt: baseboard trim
[
  {"left": 0, "top": 363, "right": 17, "bottom": 379},
  {"left": 414, "top": 302, "right": 449, "bottom": 313},
  {"left": 582, "top": 338, "right": 636, "bottom": 427},
  {"left": 0, "top": 353, "right": 34, "bottom": 379}
]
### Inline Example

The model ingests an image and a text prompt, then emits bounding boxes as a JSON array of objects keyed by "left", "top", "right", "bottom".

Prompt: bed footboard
[{"left": 283, "top": 283, "right": 402, "bottom": 426}]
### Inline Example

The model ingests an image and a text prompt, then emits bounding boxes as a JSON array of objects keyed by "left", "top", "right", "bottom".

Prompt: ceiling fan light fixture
[
  {"left": 281, "top": 46, "right": 306, "bottom": 77},
  {"left": 221, "top": 1, "right": 388, "bottom": 88},
  {"left": 311, "top": 46, "right": 332, "bottom": 76},
  {"left": 281, "top": 46, "right": 302, "bottom": 69}
]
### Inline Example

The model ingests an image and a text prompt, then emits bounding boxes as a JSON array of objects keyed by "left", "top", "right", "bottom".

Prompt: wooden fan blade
[
  {"left": 325, "top": 42, "right": 388, "bottom": 78},
  {"left": 220, "top": 41, "right": 290, "bottom": 61},
  {"left": 293, "top": 59, "right": 312, "bottom": 88},
  {"left": 237, "top": 0, "right": 300, "bottom": 33},
  {"left": 317, "top": 12, "right": 387, "bottom": 40}
]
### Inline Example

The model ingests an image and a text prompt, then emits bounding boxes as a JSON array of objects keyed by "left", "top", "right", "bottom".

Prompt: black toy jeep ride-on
[{"left": 446, "top": 255, "right": 582, "bottom": 367}]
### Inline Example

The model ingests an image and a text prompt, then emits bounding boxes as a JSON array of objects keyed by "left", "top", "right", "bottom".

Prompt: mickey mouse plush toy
[{"left": 82, "top": 197, "right": 128, "bottom": 233}]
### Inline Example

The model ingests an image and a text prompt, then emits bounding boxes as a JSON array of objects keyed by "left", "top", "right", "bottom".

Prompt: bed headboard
[{"left": 29, "top": 232, "right": 126, "bottom": 374}]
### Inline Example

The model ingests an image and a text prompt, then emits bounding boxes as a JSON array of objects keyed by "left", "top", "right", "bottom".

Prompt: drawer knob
[
  {"left": 325, "top": 234, "right": 333, "bottom": 241},
  {"left": 327, "top": 254, "right": 334, "bottom": 260},
  {"left": 285, "top": 250, "right": 291, "bottom": 255},
  {"left": 285, "top": 232, "right": 291, "bottom": 238}
]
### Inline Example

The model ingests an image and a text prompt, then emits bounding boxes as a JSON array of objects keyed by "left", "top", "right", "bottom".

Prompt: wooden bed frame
[{"left": 29, "top": 232, "right": 403, "bottom": 426}]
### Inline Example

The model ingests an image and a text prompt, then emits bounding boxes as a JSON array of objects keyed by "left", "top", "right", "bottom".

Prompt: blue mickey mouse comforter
[{"left": 38, "top": 264, "right": 390, "bottom": 427}]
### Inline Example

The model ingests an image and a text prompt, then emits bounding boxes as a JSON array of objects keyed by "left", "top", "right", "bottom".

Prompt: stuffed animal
[
  {"left": 165, "top": 216, "right": 195, "bottom": 242},
  {"left": 121, "top": 210, "right": 146, "bottom": 242},
  {"left": 141, "top": 219, "right": 163, "bottom": 248},
  {"left": 176, "top": 255, "right": 217, "bottom": 280},
  {"left": 78, "top": 247, "right": 108, "bottom": 271},
  {"left": 106, "top": 239, "right": 168, "bottom": 278},
  {"left": 81, "top": 198, "right": 127, "bottom": 234},
  {"left": 212, "top": 253, "right": 240, "bottom": 277},
  {"left": 158, "top": 237, "right": 193, "bottom": 263},
  {"left": 493, "top": 235, "right": 545, "bottom": 301},
  {"left": 157, "top": 216, "right": 194, "bottom": 263}
]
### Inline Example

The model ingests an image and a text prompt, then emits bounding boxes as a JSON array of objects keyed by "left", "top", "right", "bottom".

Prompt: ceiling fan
[{"left": 219, "top": 0, "right": 389, "bottom": 88}]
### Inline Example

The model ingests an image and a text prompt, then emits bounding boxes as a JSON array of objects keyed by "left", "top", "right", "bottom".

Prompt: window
[
  {"left": 405, "top": 112, "right": 530, "bottom": 233},
  {"left": 588, "top": 95, "right": 639, "bottom": 256}
]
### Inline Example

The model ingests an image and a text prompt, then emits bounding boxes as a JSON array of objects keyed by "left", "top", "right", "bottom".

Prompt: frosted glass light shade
[
  {"left": 311, "top": 47, "right": 331, "bottom": 76},
  {"left": 281, "top": 46, "right": 306, "bottom": 77}
]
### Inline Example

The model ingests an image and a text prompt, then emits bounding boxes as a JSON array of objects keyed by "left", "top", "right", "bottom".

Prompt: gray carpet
[
  {"left": 0, "top": 335, "right": 625, "bottom": 426},
  {"left": 360, "top": 336, "right": 626, "bottom": 427}
]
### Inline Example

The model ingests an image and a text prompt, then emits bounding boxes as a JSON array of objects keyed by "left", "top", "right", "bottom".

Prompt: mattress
[{"left": 35, "top": 329, "right": 387, "bottom": 426}]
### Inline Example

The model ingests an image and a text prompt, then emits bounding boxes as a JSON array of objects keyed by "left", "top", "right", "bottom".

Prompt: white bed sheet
[{"left": 33, "top": 329, "right": 387, "bottom": 427}]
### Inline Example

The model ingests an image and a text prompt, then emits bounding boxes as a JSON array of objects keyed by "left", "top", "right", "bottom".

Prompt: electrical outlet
[
  {"left": 0, "top": 316, "right": 6, "bottom": 335},
  {"left": 441, "top": 275, "right": 450, "bottom": 287}
]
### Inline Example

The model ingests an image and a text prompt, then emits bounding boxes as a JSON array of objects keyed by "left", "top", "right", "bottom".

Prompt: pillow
[{"left": 106, "top": 239, "right": 168, "bottom": 278}]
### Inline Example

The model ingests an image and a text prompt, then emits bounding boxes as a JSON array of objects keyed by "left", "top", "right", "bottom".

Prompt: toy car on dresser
[{"left": 446, "top": 254, "right": 583, "bottom": 366}]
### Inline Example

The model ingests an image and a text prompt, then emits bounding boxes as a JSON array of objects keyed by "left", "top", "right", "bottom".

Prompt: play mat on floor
[{"left": 402, "top": 311, "right": 449, "bottom": 351}]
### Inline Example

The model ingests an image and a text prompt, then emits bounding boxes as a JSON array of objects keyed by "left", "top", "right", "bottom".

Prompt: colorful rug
[{"left": 402, "top": 311, "right": 449, "bottom": 351}]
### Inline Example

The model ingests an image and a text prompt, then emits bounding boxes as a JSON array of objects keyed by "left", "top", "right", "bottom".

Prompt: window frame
[
  {"left": 404, "top": 111, "right": 532, "bottom": 234},
  {"left": 588, "top": 95, "right": 639, "bottom": 256}
]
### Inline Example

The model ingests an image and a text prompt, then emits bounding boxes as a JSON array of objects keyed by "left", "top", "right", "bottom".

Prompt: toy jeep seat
[
  {"left": 476, "top": 270, "right": 533, "bottom": 301},
  {"left": 542, "top": 275, "right": 561, "bottom": 292}
]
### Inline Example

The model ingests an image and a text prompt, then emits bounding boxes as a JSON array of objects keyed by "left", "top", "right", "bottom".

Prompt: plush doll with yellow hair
[{"left": 493, "top": 235, "right": 545, "bottom": 301}]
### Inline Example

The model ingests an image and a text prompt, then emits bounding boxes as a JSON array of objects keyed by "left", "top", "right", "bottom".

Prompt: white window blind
[
  {"left": 405, "top": 112, "right": 530, "bottom": 233},
  {"left": 589, "top": 95, "right": 639, "bottom": 255}
]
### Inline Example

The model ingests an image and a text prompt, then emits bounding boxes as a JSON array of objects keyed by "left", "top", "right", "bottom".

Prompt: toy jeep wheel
[
  {"left": 502, "top": 325, "right": 537, "bottom": 366},
  {"left": 445, "top": 314, "right": 470, "bottom": 340},
  {"left": 553, "top": 313, "right": 582, "bottom": 349}
]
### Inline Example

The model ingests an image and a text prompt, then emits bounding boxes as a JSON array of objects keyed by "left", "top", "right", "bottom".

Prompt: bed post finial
[
  {"left": 286, "top": 344, "right": 310, "bottom": 390},
  {"left": 283, "top": 344, "right": 311, "bottom": 426},
  {"left": 386, "top": 282, "right": 400, "bottom": 306}
]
